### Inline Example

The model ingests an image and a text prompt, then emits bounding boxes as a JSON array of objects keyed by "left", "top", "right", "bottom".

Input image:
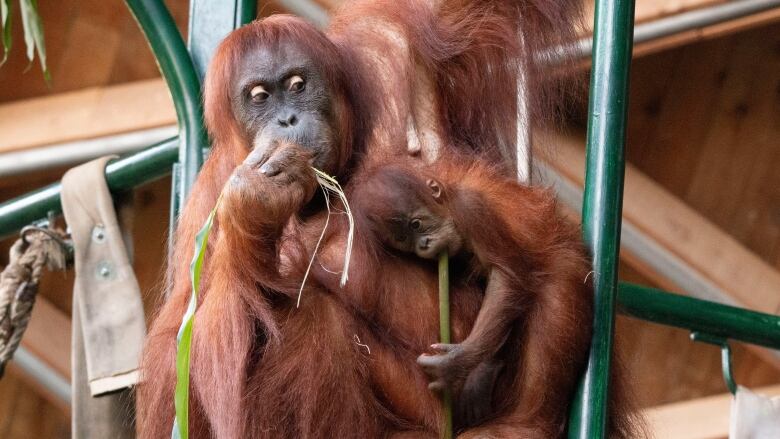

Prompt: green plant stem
[
  {"left": 172, "top": 197, "right": 220, "bottom": 439},
  {"left": 438, "top": 251, "right": 453, "bottom": 439}
]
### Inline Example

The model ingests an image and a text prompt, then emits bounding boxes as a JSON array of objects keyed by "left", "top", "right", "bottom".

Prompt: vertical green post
[
  {"left": 438, "top": 252, "right": 453, "bottom": 439},
  {"left": 568, "top": 0, "right": 635, "bottom": 437},
  {"left": 187, "top": 0, "right": 257, "bottom": 80},
  {"left": 166, "top": 0, "right": 255, "bottom": 236},
  {"left": 180, "top": 0, "right": 257, "bottom": 216}
]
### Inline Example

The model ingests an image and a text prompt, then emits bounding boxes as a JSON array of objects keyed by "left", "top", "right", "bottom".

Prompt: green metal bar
[
  {"left": 125, "top": 0, "right": 206, "bottom": 207},
  {"left": 620, "top": 283, "right": 780, "bottom": 350},
  {"left": 0, "top": 138, "right": 178, "bottom": 240},
  {"left": 188, "top": 0, "right": 257, "bottom": 80},
  {"left": 568, "top": 0, "right": 636, "bottom": 436}
]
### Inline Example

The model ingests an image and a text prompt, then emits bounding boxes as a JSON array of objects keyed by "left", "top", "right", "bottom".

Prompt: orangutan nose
[
  {"left": 278, "top": 112, "right": 299, "bottom": 127},
  {"left": 419, "top": 237, "right": 430, "bottom": 250}
]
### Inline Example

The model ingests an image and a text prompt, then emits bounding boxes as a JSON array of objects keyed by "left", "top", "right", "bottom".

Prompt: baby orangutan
[{"left": 350, "top": 157, "right": 594, "bottom": 427}]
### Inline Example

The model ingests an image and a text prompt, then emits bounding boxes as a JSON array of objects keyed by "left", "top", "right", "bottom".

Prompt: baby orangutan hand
[{"left": 417, "top": 343, "right": 483, "bottom": 393}]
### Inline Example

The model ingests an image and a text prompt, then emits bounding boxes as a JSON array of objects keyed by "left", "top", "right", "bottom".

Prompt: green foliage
[
  {"left": 1, "top": 1, "right": 12, "bottom": 64},
  {"left": 172, "top": 200, "right": 219, "bottom": 439},
  {"left": 0, "top": 0, "right": 49, "bottom": 82}
]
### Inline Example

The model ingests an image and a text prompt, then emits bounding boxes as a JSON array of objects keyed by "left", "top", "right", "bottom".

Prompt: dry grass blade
[{"left": 297, "top": 168, "right": 355, "bottom": 307}]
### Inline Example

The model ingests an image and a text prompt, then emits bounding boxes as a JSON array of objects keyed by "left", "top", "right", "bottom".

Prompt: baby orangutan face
[{"left": 376, "top": 178, "right": 463, "bottom": 260}]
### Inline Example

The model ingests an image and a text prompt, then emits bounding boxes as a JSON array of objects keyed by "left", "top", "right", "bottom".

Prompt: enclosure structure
[{"left": 0, "top": 0, "right": 779, "bottom": 437}]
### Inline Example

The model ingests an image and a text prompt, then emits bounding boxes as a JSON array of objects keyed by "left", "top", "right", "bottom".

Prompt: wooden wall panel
[
  {"left": 0, "top": 0, "right": 189, "bottom": 103},
  {"left": 611, "top": 22, "right": 780, "bottom": 409},
  {"left": 684, "top": 29, "right": 780, "bottom": 265},
  {"left": 625, "top": 23, "right": 780, "bottom": 271},
  {"left": 0, "top": 368, "right": 69, "bottom": 439}
]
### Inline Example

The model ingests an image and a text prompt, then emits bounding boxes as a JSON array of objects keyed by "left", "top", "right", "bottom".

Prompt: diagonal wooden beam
[
  {"left": 5, "top": 296, "right": 72, "bottom": 414},
  {"left": 536, "top": 129, "right": 780, "bottom": 370},
  {"left": 538, "top": 129, "right": 780, "bottom": 316},
  {"left": 21, "top": 297, "right": 72, "bottom": 380},
  {"left": 0, "top": 78, "right": 176, "bottom": 154},
  {"left": 631, "top": 6, "right": 780, "bottom": 59}
]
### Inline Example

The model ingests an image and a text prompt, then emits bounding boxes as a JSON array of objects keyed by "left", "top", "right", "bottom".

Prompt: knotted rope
[{"left": 0, "top": 226, "right": 69, "bottom": 377}]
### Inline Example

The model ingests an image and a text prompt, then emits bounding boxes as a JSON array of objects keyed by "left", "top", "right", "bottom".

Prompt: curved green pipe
[{"left": 125, "top": 0, "right": 206, "bottom": 204}]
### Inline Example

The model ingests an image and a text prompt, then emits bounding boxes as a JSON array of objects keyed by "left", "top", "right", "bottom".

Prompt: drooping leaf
[
  {"left": 18, "top": 0, "right": 33, "bottom": 62},
  {"left": 172, "top": 199, "right": 220, "bottom": 439},
  {"left": 0, "top": 0, "right": 12, "bottom": 65},
  {"left": 19, "top": 0, "right": 48, "bottom": 81}
]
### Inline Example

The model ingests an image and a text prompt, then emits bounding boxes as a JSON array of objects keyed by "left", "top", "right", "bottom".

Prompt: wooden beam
[
  {"left": 643, "top": 384, "right": 780, "bottom": 439},
  {"left": 536, "top": 130, "right": 780, "bottom": 370},
  {"left": 571, "top": 1, "right": 780, "bottom": 70},
  {"left": 0, "top": 78, "right": 176, "bottom": 154},
  {"left": 632, "top": 7, "right": 780, "bottom": 59},
  {"left": 4, "top": 362, "right": 70, "bottom": 416},
  {"left": 634, "top": 0, "right": 725, "bottom": 24},
  {"left": 21, "top": 297, "right": 72, "bottom": 380},
  {"left": 4, "top": 297, "right": 72, "bottom": 414},
  {"left": 538, "top": 129, "right": 780, "bottom": 316},
  {"left": 1, "top": 2, "right": 775, "bottom": 155},
  {"left": 305, "top": 0, "right": 732, "bottom": 23},
  {"left": 311, "top": 0, "right": 341, "bottom": 11}
]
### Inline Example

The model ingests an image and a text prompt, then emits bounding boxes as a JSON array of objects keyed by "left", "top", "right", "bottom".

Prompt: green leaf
[
  {"left": 0, "top": 0, "right": 11, "bottom": 65},
  {"left": 19, "top": 0, "right": 48, "bottom": 81},
  {"left": 18, "top": 0, "right": 33, "bottom": 62},
  {"left": 172, "top": 200, "right": 220, "bottom": 439}
]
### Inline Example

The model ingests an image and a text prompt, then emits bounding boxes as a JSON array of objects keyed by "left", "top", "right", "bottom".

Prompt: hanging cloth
[
  {"left": 730, "top": 385, "right": 780, "bottom": 439},
  {"left": 61, "top": 156, "right": 146, "bottom": 438}
]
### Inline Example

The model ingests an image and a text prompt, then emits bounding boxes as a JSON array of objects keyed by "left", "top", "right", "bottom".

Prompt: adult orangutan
[{"left": 137, "top": 0, "right": 640, "bottom": 437}]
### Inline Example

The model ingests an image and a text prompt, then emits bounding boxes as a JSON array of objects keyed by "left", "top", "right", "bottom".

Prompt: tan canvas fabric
[
  {"left": 731, "top": 386, "right": 780, "bottom": 439},
  {"left": 61, "top": 156, "right": 146, "bottom": 438}
]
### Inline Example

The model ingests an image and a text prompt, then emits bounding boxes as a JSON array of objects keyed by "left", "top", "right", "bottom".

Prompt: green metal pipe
[
  {"left": 0, "top": 138, "right": 178, "bottom": 240},
  {"left": 619, "top": 283, "right": 780, "bottom": 350},
  {"left": 125, "top": 0, "right": 207, "bottom": 206},
  {"left": 568, "top": 0, "right": 636, "bottom": 437}
]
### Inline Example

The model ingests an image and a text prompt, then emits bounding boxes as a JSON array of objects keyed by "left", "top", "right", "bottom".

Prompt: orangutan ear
[{"left": 426, "top": 179, "right": 443, "bottom": 201}]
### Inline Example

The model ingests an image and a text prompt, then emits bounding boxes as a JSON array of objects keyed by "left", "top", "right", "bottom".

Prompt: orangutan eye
[
  {"left": 410, "top": 219, "right": 422, "bottom": 231},
  {"left": 288, "top": 75, "right": 305, "bottom": 92},
  {"left": 250, "top": 85, "right": 269, "bottom": 102}
]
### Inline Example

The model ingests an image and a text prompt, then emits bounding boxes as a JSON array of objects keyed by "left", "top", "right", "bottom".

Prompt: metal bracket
[{"left": 691, "top": 332, "right": 737, "bottom": 395}]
